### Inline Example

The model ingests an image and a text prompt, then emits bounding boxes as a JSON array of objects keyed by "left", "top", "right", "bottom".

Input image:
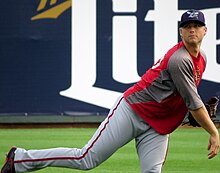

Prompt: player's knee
[
  {"left": 141, "top": 164, "right": 162, "bottom": 173},
  {"left": 79, "top": 157, "right": 100, "bottom": 170},
  {"left": 76, "top": 147, "right": 104, "bottom": 170},
  {"left": 80, "top": 163, "right": 99, "bottom": 170}
]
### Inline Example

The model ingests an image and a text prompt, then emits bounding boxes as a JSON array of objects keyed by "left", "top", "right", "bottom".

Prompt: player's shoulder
[
  {"left": 165, "top": 42, "right": 190, "bottom": 61},
  {"left": 200, "top": 49, "right": 207, "bottom": 63},
  {"left": 166, "top": 47, "right": 195, "bottom": 76},
  {"left": 167, "top": 45, "right": 192, "bottom": 68}
]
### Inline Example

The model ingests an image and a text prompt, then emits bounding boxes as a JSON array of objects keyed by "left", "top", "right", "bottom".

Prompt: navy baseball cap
[{"left": 180, "top": 9, "right": 205, "bottom": 27}]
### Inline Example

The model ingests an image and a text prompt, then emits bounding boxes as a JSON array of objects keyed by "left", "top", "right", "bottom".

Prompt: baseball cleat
[{"left": 1, "top": 147, "right": 17, "bottom": 173}]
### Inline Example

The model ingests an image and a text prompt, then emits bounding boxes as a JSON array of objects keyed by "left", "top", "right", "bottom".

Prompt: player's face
[{"left": 179, "top": 22, "right": 207, "bottom": 46}]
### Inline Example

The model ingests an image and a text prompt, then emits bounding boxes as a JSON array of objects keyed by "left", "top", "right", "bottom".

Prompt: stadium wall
[{"left": 0, "top": 0, "right": 219, "bottom": 124}]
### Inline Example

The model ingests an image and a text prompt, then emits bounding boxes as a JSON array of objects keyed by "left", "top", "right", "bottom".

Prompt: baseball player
[{"left": 1, "top": 9, "right": 219, "bottom": 173}]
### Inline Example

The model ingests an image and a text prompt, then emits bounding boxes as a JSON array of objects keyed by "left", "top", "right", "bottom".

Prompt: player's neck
[{"left": 183, "top": 41, "right": 201, "bottom": 58}]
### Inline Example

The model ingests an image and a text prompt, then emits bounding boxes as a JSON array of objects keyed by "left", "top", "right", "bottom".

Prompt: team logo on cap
[{"left": 187, "top": 11, "right": 199, "bottom": 19}]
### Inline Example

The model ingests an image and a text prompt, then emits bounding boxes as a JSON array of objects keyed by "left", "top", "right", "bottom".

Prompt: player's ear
[
  {"left": 179, "top": 28, "right": 183, "bottom": 37},
  {"left": 204, "top": 26, "right": 207, "bottom": 36}
]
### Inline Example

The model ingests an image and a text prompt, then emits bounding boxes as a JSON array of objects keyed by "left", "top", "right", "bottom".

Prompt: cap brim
[{"left": 179, "top": 20, "right": 205, "bottom": 27}]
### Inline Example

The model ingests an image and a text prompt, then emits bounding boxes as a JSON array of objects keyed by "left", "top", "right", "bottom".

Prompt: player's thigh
[
  {"left": 135, "top": 128, "right": 169, "bottom": 173},
  {"left": 84, "top": 97, "right": 138, "bottom": 160}
]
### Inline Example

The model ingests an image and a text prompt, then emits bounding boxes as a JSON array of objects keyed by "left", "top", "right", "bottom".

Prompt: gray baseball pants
[{"left": 14, "top": 96, "right": 169, "bottom": 173}]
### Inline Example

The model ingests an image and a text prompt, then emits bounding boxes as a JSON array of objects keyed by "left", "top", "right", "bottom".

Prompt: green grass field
[{"left": 0, "top": 128, "right": 220, "bottom": 173}]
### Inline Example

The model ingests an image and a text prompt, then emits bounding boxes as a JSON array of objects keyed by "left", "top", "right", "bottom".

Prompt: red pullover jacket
[{"left": 124, "top": 41, "right": 206, "bottom": 134}]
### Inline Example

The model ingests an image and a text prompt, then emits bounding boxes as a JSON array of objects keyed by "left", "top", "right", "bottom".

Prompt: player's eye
[
  {"left": 182, "top": 23, "right": 202, "bottom": 29},
  {"left": 194, "top": 24, "right": 202, "bottom": 28},
  {"left": 182, "top": 24, "right": 190, "bottom": 28}
]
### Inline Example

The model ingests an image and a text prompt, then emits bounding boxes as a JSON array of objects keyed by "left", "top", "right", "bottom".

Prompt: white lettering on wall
[
  {"left": 113, "top": 0, "right": 140, "bottom": 84},
  {"left": 60, "top": 0, "right": 121, "bottom": 109},
  {"left": 145, "top": 0, "right": 180, "bottom": 62}
]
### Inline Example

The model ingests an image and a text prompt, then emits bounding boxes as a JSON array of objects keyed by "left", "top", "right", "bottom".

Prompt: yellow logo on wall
[{"left": 31, "top": 0, "right": 71, "bottom": 20}]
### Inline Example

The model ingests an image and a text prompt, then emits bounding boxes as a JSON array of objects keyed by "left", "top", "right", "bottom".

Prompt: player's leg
[
  {"left": 12, "top": 97, "right": 145, "bottom": 172},
  {"left": 135, "top": 127, "right": 169, "bottom": 173}
]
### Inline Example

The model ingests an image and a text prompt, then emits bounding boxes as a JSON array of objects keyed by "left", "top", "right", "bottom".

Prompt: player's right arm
[
  {"left": 190, "top": 106, "right": 219, "bottom": 159},
  {"left": 168, "top": 52, "right": 219, "bottom": 159}
]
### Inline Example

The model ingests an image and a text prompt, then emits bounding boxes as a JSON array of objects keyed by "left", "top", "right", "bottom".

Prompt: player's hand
[{"left": 207, "top": 133, "right": 219, "bottom": 159}]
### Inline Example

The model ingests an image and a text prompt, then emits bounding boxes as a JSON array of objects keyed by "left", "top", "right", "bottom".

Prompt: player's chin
[
  {"left": 188, "top": 38, "right": 197, "bottom": 42},
  {"left": 187, "top": 39, "right": 200, "bottom": 46}
]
